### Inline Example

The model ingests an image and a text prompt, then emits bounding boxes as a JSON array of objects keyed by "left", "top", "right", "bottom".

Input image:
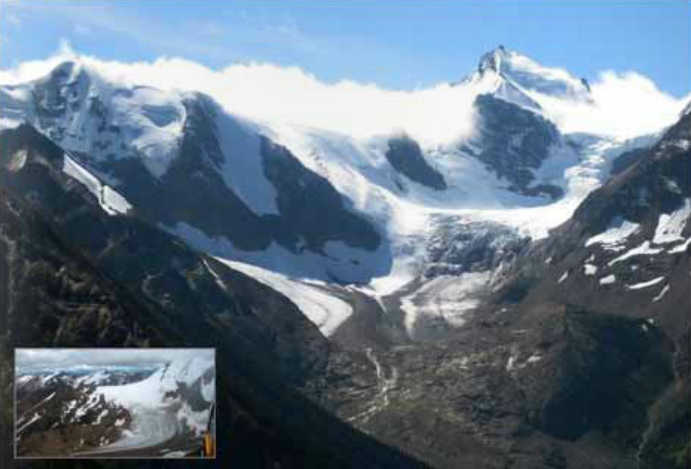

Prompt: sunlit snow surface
[
  {"left": 0, "top": 54, "right": 671, "bottom": 338},
  {"left": 95, "top": 355, "right": 215, "bottom": 451},
  {"left": 62, "top": 153, "right": 132, "bottom": 215},
  {"left": 586, "top": 217, "right": 641, "bottom": 250},
  {"left": 215, "top": 257, "right": 353, "bottom": 337}
]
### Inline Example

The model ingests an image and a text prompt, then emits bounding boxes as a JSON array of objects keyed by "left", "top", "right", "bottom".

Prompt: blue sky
[{"left": 0, "top": 0, "right": 689, "bottom": 97}]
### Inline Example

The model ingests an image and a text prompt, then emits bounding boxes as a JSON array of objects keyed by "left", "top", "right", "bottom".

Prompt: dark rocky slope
[
  {"left": 0, "top": 124, "right": 426, "bottom": 469},
  {"left": 490, "top": 107, "right": 691, "bottom": 468},
  {"left": 318, "top": 110, "right": 691, "bottom": 469}
]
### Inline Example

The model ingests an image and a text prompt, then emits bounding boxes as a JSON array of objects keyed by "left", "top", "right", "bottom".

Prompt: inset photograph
[{"left": 14, "top": 348, "right": 215, "bottom": 459}]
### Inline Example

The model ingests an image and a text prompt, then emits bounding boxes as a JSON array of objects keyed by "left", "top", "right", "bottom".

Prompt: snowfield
[
  {"left": 2, "top": 46, "right": 683, "bottom": 339},
  {"left": 95, "top": 354, "right": 215, "bottom": 451}
]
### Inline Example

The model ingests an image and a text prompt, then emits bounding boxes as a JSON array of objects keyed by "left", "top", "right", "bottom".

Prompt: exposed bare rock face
[{"left": 385, "top": 135, "right": 447, "bottom": 191}]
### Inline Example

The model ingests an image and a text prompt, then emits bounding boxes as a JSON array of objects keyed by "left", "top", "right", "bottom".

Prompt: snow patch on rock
[
  {"left": 400, "top": 271, "right": 490, "bottom": 334},
  {"left": 626, "top": 276, "right": 665, "bottom": 290},
  {"left": 608, "top": 241, "right": 663, "bottom": 266},
  {"left": 599, "top": 274, "right": 616, "bottom": 285},
  {"left": 585, "top": 217, "right": 640, "bottom": 249},
  {"left": 653, "top": 198, "right": 690, "bottom": 245}
]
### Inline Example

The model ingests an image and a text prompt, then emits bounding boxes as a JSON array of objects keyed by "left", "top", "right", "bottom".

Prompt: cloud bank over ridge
[{"left": 1, "top": 42, "right": 688, "bottom": 142}]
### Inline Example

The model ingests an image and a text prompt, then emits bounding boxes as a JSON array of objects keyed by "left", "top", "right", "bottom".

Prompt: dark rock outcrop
[
  {"left": 465, "top": 94, "right": 563, "bottom": 200},
  {"left": 262, "top": 136, "right": 381, "bottom": 252}
]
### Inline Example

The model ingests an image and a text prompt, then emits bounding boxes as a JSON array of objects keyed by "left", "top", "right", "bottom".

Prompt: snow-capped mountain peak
[
  {"left": 476, "top": 45, "right": 511, "bottom": 75},
  {"left": 468, "top": 46, "right": 592, "bottom": 105}
]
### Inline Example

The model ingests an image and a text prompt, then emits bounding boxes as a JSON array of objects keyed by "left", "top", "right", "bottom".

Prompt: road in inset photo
[{"left": 14, "top": 348, "right": 215, "bottom": 459}]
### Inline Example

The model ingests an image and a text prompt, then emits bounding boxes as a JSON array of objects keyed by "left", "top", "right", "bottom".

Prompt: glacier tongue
[{"left": 216, "top": 257, "right": 354, "bottom": 337}]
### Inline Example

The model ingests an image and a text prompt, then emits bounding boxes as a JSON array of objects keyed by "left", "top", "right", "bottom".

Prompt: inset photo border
[{"left": 14, "top": 348, "right": 216, "bottom": 459}]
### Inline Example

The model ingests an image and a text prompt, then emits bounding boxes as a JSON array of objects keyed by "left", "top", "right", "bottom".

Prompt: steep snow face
[
  {"left": 108, "top": 87, "right": 186, "bottom": 178},
  {"left": 213, "top": 110, "right": 280, "bottom": 215},
  {"left": 62, "top": 153, "right": 132, "bottom": 215}
]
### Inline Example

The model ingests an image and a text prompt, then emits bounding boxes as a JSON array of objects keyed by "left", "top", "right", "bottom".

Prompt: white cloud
[
  {"left": 0, "top": 46, "right": 687, "bottom": 143},
  {"left": 0, "top": 47, "right": 478, "bottom": 144},
  {"left": 529, "top": 71, "right": 689, "bottom": 138}
]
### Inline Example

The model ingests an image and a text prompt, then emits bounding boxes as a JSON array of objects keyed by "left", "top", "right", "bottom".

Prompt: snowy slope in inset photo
[{"left": 14, "top": 348, "right": 216, "bottom": 458}]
